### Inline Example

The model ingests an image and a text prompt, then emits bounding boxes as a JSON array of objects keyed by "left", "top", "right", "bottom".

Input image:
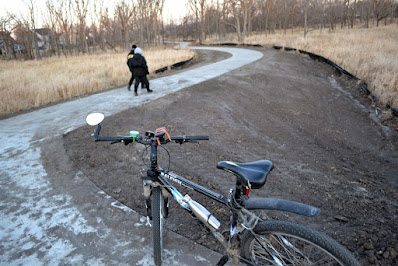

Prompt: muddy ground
[{"left": 63, "top": 48, "right": 398, "bottom": 265}]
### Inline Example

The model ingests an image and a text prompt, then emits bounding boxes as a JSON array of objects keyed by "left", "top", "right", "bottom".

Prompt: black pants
[
  {"left": 129, "top": 73, "right": 146, "bottom": 89},
  {"left": 134, "top": 75, "right": 150, "bottom": 93},
  {"left": 128, "top": 73, "right": 135, "bottom": 87}
]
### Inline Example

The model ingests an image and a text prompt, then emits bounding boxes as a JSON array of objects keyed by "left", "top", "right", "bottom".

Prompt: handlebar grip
[
  {"left": 97, "top": 136, "right": 133, "bottom": 141},
  {"left": 182, "top": 135, "right": 209, "bottom": 140},
  {"left": 170, "top": 135, "right": 209, "bottom": 142}
]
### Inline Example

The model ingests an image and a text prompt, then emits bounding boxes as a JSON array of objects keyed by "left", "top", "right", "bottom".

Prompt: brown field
[
  {"left": 208, "top": 24, "right": 398, "bottom": 109},
  {"left": 0, "top": 46, "right": 195, "bottom": 116}
]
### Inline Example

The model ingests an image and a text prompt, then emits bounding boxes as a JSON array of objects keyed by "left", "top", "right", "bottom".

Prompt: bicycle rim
[
  {"left": 242, "top": 220, "right": 360, "bottom": 266},
  {"left": 152, "top": 186, "right": 163, "bottom": 266}
]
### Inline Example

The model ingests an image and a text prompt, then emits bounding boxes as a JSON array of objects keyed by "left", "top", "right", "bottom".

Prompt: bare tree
[
  {"left": 188, "top": 0, "right": 207, "bottom": 43},
  {"left": 372, "top": 0, "right": 392, "bottom": 26},
  {"left": 148, "top": 0, "right": 165, "bottom": 44},
  {"left": 54, "top": 0, "right": 74, "bottom": 56},
  {"left": 73, "top": 0, "right": 90, "bottom": 53},
  {"left": 241, "top": 0, "right": 254, "bottom": 38},
  {"left": 226, "top": 0, "right": 243, "bottom": 42},
  {"left": 223, "top": 0, "right": 253, "bottom": 43},
  {"left": 26, "top": 0, "right": 41, "bottom": 60},
  {"left": 93, "top": 1, "right": 107, "bottom": 51},
  {"left": 115, "top": 0, "right": 135, "bottom": 49},
  {"left": 8, "top": 0, "right": 41, "bottom": 60},
  {"left": 216, "top": 0, "right": 228, "bottom": 39},
  {"left": 304, "top": 0, "right": 309, "bottom": 37},
  {"left": 349, "top": 0, "right": 358, "bottom": 28},
  {"left": 44, "top": 0, "right": 62, "bottom": 56},
  {"left": 135, "top": 0, "right": 165, "bottom": 45},
  {"left": 0, "top": 17, "right": 17, "bottom": 59},
  {"left": 261, "top": 0, "right": 272, "bottom": 35}
]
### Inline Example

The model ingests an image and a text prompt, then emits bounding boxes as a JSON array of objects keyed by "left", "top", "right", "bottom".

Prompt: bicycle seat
[{"left": 217, "top": 160, "right": 273, "bottom": 189}]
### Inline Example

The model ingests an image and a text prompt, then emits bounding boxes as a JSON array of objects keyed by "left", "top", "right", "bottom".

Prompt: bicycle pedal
[{"left": 216, "top": 255, "right": 229, "bottom": 266}]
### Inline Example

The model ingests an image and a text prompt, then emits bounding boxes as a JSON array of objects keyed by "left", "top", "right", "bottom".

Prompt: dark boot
[{"left": 134, "top": 86, "right": 138, "bottom": 96}]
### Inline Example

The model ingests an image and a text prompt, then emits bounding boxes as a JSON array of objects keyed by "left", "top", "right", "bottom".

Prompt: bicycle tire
[
  {"left": 241, "top": 220, "right": 360, "bottom": 266},
  {"left": 152, "top": 186, "right": 163, "bottom": 266}
]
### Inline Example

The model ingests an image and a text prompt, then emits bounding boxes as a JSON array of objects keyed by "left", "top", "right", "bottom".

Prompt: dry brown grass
[
  {"left": 209, "top": 24, "right": 398, "bottom": 108},
  {"left": 0, "top": 47, "right": 195, "bottom": 116}
]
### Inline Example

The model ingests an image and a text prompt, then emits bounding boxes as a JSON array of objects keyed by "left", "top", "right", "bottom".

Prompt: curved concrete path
[{"left": 0, "top": 46, "right": 262, "bottom": 265}]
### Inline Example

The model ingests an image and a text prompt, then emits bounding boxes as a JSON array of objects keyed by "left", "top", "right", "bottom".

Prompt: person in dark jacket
[
  {"left": 126, "top": 44, "right": 137, "bottom": 91},
  {"left": 128, "top": 47, "right": 152, "bottom": 96}
]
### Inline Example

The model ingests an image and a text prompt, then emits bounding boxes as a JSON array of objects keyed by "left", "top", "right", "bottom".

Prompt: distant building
[
  {"left": 32, "top": 28, "right": 52, "bottom": 51},
  {"left": 0, "top": 31, "right": 22, "bottom": 56}
]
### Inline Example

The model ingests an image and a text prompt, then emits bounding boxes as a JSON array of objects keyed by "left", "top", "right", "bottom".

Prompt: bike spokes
[{"left": 252, "top": 233, "right": 341, "bottom": 265}]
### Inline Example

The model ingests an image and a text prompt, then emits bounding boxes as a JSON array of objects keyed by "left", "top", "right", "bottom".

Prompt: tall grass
[
  {"left": 0, "top": 47, "right": 195, "bottom": 116},
  {"left": 210, "top": 24, "right": 398, "bottom": 108}
]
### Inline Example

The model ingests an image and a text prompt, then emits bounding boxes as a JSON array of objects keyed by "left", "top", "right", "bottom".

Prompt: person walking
[
  {"left": 128, "top": 47, "right": 152, "bottom": 96},
  {"left": 127, "top": 44, "right": 137, "bottom": 91}
]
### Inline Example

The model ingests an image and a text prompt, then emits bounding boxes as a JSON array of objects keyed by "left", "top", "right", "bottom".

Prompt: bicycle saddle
[{"left": 217, "top": 160, "right": 273, "bottom": 189}]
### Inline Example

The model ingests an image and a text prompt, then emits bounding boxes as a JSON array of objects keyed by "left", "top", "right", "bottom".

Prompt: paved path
[{"left": 0, "top": 45, "right": 263, "bottom": 265}]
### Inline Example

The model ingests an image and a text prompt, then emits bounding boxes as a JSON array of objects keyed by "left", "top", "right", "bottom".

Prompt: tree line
[
  {"left": 182, "top": 0, "right": 397, "bottom": 42},
  {"left": 0, "top": 0, "right": 397, "bottom": 60},
  {"left": 1, "top": 0, "right": 165, "bottom": 59}
]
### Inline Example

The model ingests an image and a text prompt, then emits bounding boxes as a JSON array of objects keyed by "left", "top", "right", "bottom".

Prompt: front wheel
[
  {"left": 152, "top": 186, "right": 164, "bottom": 266},
  {"left": 241, "top": 220, "right": 360, "bottom": 265}
]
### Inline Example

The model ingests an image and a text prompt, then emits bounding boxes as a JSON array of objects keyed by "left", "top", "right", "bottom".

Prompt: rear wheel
[
  {"left": 241, "top": 220, "right": 360, "bottom": 265},
  {"left": 152, "top": 186, "right": 163, "bottom": 266}
]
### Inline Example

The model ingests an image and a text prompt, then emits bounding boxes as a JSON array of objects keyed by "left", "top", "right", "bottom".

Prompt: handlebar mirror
[{"left": 86, "top": 113, "right": 105, "bottom": 126}]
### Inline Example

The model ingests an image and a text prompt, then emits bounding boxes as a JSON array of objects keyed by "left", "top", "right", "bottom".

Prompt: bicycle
[{"left": 86, "top": 113, "right": 360, "bottom": 266}]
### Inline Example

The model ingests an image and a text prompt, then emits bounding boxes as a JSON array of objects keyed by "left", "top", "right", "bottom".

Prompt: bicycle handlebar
[{"left": 93, "top": 124, "right": 209, "bottom": 145}]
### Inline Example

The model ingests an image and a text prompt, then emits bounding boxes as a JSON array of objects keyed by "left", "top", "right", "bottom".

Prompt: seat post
[{"left": 234, "top": 179, "right": 243, "bottom": 202}]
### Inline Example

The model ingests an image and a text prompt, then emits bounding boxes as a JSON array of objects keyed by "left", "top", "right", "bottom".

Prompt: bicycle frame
[
  {"left": 159, "top": 171, "right": 228, "bottom": 205},
  {"left": 141, "top": 138, "right": 264, "bottom": 265}
]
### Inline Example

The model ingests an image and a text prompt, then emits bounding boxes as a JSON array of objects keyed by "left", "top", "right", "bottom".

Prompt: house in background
[
  {"left": 33, "top": 28, "right": 52, "bottom": 51},
  {"left": 0, "top": 31, "right": 23, "bottom": 57}
]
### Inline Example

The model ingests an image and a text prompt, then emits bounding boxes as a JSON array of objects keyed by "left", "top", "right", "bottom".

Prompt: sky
[{"left": 0, "top": 0, "right": 189, "bottom": 26}]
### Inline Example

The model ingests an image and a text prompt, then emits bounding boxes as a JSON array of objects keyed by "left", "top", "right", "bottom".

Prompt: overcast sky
[{"left": 0, "top": 0, "right": 189, "bottom": 26}]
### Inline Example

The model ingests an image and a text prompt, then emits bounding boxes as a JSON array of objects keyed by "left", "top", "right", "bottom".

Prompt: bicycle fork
[{"left": 142, "top": 179, "right": 169, "bottom": 221}]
